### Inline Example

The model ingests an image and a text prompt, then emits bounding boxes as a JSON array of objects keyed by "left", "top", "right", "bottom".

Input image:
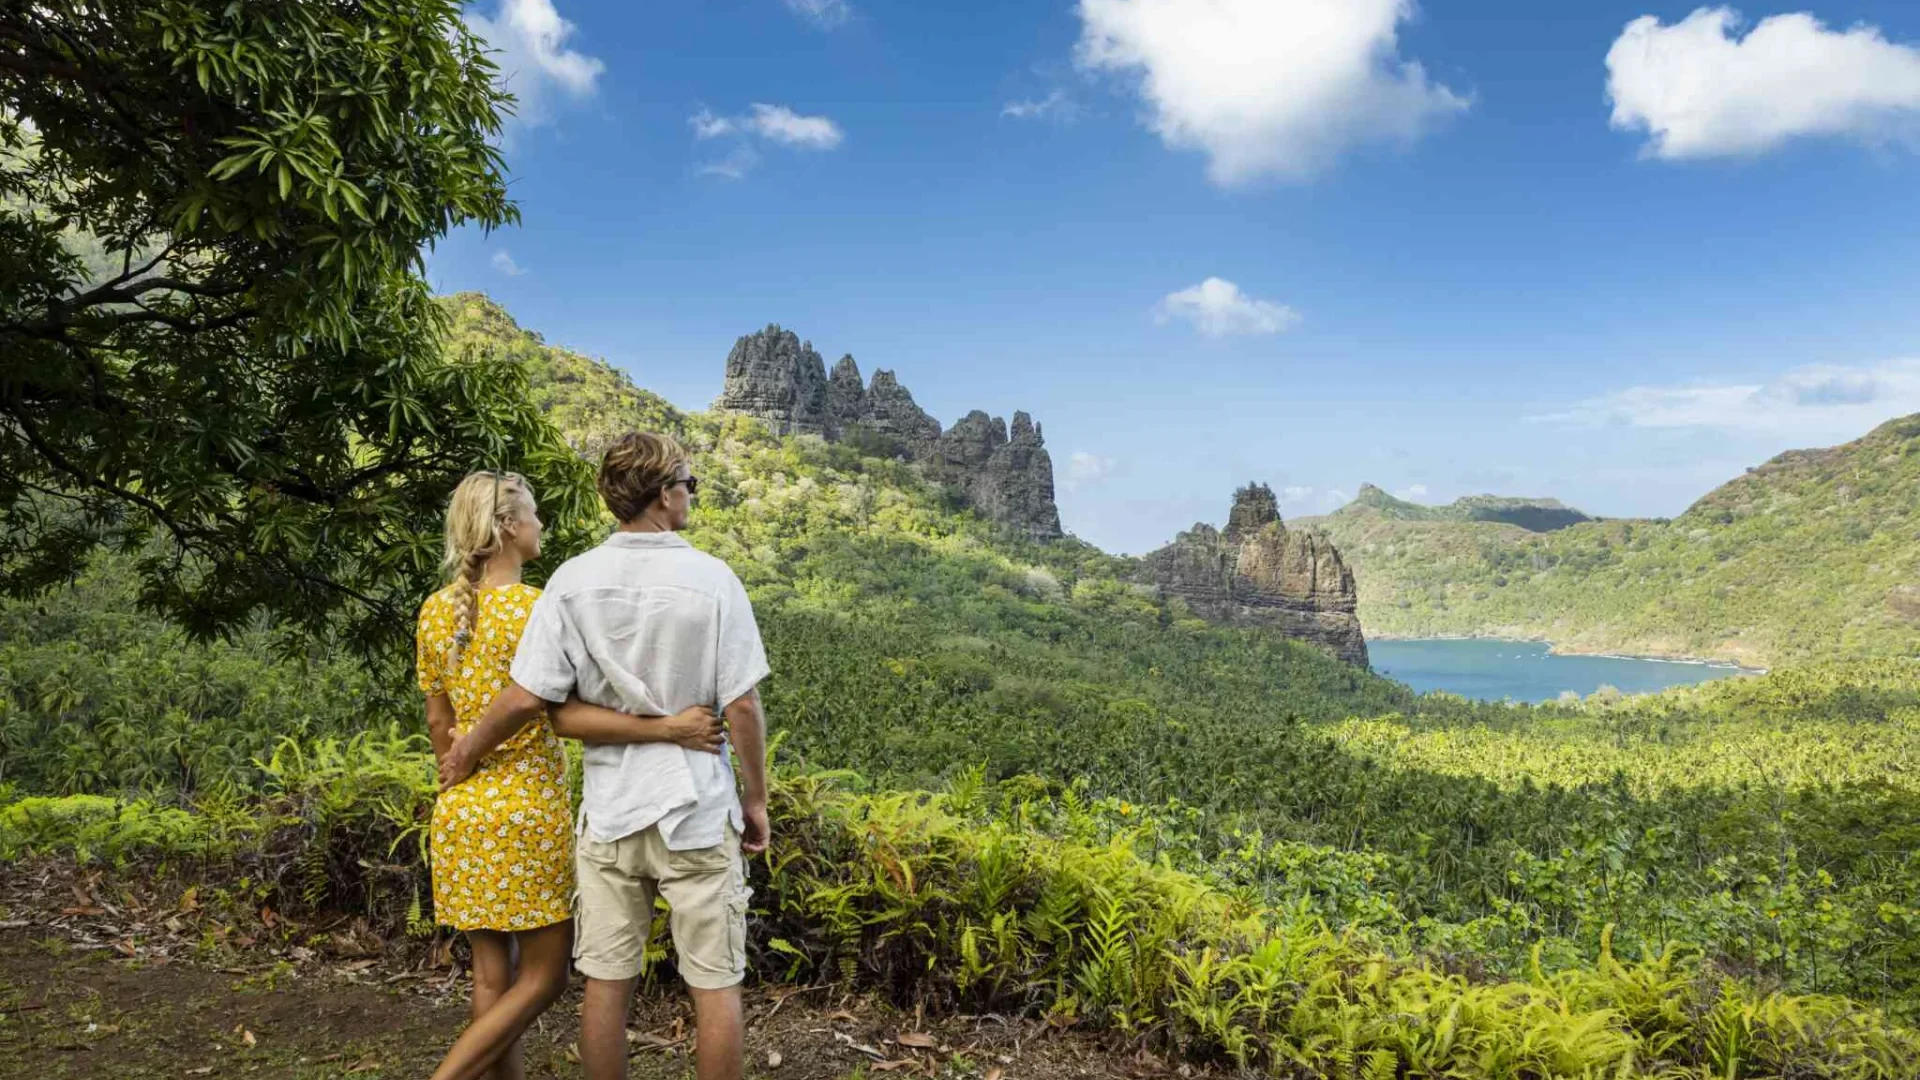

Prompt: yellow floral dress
[{"left": 416, "top": 583, "right": 573, "bottom": 932}]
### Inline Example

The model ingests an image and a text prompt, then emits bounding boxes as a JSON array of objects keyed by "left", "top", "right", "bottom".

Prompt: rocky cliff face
[
  {"left": 715, "top": 325, "right": 833, "bottom": 437},
  {"left": 1143, "top": 483, "right": 1368, "bottom": 666},
  {"left": 927, "top": 411, "right": 1062, "bottom": 541},
  {"left": 716, "top": 327, "right": 1061, "bottom": 540}
]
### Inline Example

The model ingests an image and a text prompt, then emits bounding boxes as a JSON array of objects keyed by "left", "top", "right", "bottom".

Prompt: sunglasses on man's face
[{"left": 668, "top": 475, "right": 700, "bottom": 496}]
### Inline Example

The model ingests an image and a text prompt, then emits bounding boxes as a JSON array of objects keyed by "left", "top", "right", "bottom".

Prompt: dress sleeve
[
  {"left": 716, "top": 571, "right": 771, "bottom": 710},
  {"left": 509, "top": 587, "right": 580, "bottom": 704},
  {"left": 416, "top": 595, "right": 446, "bottom": 695}
]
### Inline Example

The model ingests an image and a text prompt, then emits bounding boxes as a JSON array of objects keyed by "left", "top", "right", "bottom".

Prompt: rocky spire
[
  {"left": 1225, "top": 482, "right": 1281, "bottom": 542},
  {"left": 1141, "top": 485, "right": 1368, "bottom": 667},
  {"left": 715, "top": 325, "right": 832, "bottom": 436},
  {"left": 860, "top": 370, "right": 942, "bottom": 449},
  {"left": 983, "top": 411, "right": 1063, "bottom": 541},
  {"left": 827, "top": 355, "right": 866, "bottom": 433},
  {"left": 715, "top": 328, "right": 1064, "bottom": 541}
]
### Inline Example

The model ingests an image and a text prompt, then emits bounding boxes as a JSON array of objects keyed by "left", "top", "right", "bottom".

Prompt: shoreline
[{"left": 1367, "top": 633, "right": 1769, "bottom": 674}]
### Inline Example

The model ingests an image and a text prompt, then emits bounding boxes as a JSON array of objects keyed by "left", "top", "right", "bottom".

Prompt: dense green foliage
[
  {"left": 437, "top": 293, "right": 687, "bottom": 460},
  {"left": 8, "top": 748, "right": 1917, "bottom": 1078},
  {"left": 1302, "top": 419, "right": 1920, "bottom": 667},
  {"left": 6, "top": 294, "right": 1919, "bottom": 1073},
  {"left": 0, "top": 1, "right": 596, "bottom": 652}
]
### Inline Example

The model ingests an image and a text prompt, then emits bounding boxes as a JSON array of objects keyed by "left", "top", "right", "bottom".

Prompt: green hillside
[
  {"left": 1303, "top": 420, "right": 1920, "bottom": 666},
  {"left": 1337, "top": 483, "right": 1594, "bottom": 532},
  {"left": 8, "top": 295, "right": 1920, "bottom": 1072}
]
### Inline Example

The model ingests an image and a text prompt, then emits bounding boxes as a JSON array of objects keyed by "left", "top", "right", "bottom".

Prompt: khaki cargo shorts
[{"left": 573, "top": 823, "right": 751, "bottom": 989}]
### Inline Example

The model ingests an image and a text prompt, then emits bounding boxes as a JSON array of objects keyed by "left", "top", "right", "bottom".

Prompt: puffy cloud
[
  {"left": 1002, "top": 90, "right": 1080, "bottom": 123},
  {"left": 782, "top": 0, "right": 852, "bottom": 30},
  {"left": 1066, "top": 451, "right": 1116, "bottom": 491},
  {"left": 466, "top": 0, "right": 605, "bottom": 129},
  {"left": 1280, "top": 485, "right": 1316, "bottom": 503},
  {"left": 1535, "top": 359, "right": 1920, "bottom": 436},
  {"left": 1074, "top": 0, "right": 1466, "bottom": 184},
  {"left": 1606, "top": 8, "right": 1920, "bottom": 160},
  {"left": 490, "top": 250, "right": 528, "bottom": 277},
  {"left": 696, "top": 146, "right": 760, "bottom": 181},
  {"left": 1402, "top": 484, "right": 1429, "bottom": 498},
  {"left": 1154, "top": 278, "right": 1301, "bottom": 338},
  {"left": 688, "top": 104, "right": 842, "bottom": 179},
  {"left": 689, "top": 108, "right": 736, "bottom": 139},
  {"left": 744, "top": 103, "right": 845, "bottom": 149}
]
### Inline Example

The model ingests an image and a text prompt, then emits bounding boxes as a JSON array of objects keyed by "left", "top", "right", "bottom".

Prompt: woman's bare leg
[
  {"left": 465, "top": 931, "right": 526, "bottom": 1080},
  {"left": 429, "top": 921, "right": 573, "bottom": 1080}
]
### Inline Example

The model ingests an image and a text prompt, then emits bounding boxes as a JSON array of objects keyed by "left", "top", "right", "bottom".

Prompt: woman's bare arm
[
  {"left": 551, "top": 698, "right": 726, "bottom": 752},
  {"left": 425, "top": 693, "right": 457, "bottom": 763}
]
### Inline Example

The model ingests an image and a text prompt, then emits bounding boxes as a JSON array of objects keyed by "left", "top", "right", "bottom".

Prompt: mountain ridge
[
  {"left": 1311, "top": 484, "right": 1595, "bottom": 533},
  {"left": 1301, "top": 416, "right": 1920, "bottom": 666}
]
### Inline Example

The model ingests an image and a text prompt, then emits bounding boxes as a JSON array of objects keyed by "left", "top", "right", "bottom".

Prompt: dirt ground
[{"left": 0, "top": 861, "right": 1203, "bottom": 1080}]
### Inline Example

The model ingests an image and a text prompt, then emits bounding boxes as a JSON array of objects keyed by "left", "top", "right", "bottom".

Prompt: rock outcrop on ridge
[
  {"left": 1143, "top": 483, "right": 1369, "bottom": 667},
  {"left": 716, "top": 325, "right": 1061, "bottom": 541}
]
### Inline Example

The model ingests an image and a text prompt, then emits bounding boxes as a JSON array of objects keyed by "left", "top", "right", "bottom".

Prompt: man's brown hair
[{"left": 598, "top": 432, "right": 688, "bottom": 522}]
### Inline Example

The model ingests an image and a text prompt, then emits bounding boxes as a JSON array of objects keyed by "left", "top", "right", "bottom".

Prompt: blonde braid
[{"left": 438, "top": 470, "right": 532, "bottom": 670}]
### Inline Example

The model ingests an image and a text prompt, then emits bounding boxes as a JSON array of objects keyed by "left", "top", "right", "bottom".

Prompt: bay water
[{"left": 1370, "top": 638, "right": 1754, "bottom": 703}]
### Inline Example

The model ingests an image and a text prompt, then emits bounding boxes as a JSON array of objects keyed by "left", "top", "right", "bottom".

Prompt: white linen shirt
[{"left": 509, "top": 531, "right": 770, "bottom": 850}]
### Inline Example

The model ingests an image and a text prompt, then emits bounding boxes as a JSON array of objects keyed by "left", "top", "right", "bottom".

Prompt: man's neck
[{"left": 616, "top": 511, "right": 676, "bottom": 534}]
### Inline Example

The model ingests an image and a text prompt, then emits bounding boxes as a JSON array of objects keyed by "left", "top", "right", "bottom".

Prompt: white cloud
[
  {"left": 1536, "top": 359, "right": 1920, "bottom": 437},
  {"left": 1003, "top": 90, "right": 1080, "bottom": 122},
  {"left": 689, "top": 108, "right": 736, "bottom": 139},
  {"left": 688, "top": 104, "right": 842, "bottom": 179},
  {"left": 1280, "top": 485, "right": 1316, "bottom": 503},
  {"left": 490, "top": 250, "right": 528, "bottom": 277},
  {"left": 1066, "top": 451, "right": 1116, "bottom": 491},
  {"left": 1606, "top": 8, "right": 1920, "bottom": 160},
  {"left": 466, "top": 0, "right": 606, "bottom": 129},
  {"left": 1074, "top": 0, "right": 1467, "bottom": 184},
  {"left": 697, "top": 146, "right": 760, "bottom": 181},
  {"left": 1321, "top": 488, "right": 1352, "bottom": 509},
  {"left": 1154, "top": 278, "right": 1301, "bottom": 338},
  {"left": 745, "top": 104, "right": 845, "bottom": 149},
  {"left": 782, "top": 0, "right": 852, "bottom": 30},
  {"left": 1403, "top": 483, "right": 1429, "bottom": 498}
]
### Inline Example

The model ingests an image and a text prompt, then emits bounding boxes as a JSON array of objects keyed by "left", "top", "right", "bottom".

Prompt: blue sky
[{"left": 427, "top": 0, "right": 1920, "bottom": 554}]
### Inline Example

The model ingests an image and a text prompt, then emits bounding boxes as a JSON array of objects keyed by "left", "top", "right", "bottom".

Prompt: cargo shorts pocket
[{"left": 725, "top": 882, "right": 751, "bottom": 973}]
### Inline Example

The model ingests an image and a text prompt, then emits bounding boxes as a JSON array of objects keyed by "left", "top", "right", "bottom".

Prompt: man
[{"left": 440, "top": 432, "right": 770, "bottom": 1080}]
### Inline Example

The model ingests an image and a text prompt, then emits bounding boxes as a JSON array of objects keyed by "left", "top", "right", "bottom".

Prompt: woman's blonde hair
[{"left": 440, "top": 470, "right": 534, "bottom": 667}]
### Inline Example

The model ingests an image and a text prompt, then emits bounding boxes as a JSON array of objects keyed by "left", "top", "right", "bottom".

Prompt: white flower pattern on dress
[{"left": 417, "top": 583, "right": 572, "bottom": 932}]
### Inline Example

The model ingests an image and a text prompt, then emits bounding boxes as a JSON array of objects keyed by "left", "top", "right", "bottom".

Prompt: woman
[{"left": 417, "top": 471, "right": 724, "bottom": 1080}]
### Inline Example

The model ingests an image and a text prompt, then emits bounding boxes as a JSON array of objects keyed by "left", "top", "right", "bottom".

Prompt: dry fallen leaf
[
  {"left": 895, "top": 1032, "right": 938, "bottom": 1049},
  {"left": 871, "top": 1061, "right": 918, "bottom": 1073},
  {"left": 186, "top": 1068, "right": 214, "bottom": 1077},
  {"left": 241, "top": 1028, "right": 257, "bottom": 1048},
  {"left": 828, "top": 1010, "right": 859, "bottom": 1023},
  {"left": 985, "top": 1068, "right": 1004, "bottom": 1080},
  {"left": 347, "top": 1057, "right": 383, "bottom": 1073}
]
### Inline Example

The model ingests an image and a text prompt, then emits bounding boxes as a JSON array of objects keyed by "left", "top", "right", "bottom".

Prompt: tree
[{"left": 0, "top": 0, "right": 597, "bottom": 653}]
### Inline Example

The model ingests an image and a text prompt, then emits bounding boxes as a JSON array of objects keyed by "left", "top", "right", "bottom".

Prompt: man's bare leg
[
  {"left": 579, "top": 976, "right": 636, "bottom": 1080},
  {"left": 689, "top": 984, "right": 744, "bottom": 1080}
]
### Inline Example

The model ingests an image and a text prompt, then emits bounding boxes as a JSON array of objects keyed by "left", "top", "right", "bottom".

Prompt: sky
[{"left": 426, "top": 0, "right": 1920, "bottom": 555}]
